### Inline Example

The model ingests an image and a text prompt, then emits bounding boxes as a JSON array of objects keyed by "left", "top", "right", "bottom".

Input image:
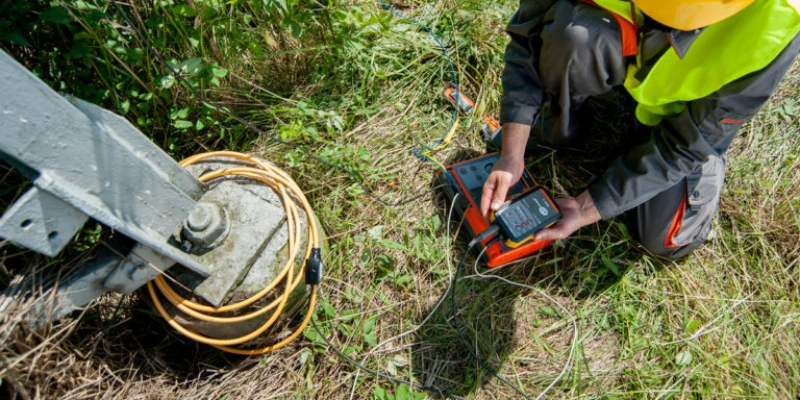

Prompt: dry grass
[{"left": 2, "top": 2, "right": 800, "bottom": 399}]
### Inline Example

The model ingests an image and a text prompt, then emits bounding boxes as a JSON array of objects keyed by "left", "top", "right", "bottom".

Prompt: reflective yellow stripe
[{"left": 621, "top": 0, "right": 800, "bottom": 125}]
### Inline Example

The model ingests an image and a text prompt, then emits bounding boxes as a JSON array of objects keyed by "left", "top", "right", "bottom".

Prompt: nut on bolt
[{"left": 181, "top": 202, "right": 229, "bottom": 250}]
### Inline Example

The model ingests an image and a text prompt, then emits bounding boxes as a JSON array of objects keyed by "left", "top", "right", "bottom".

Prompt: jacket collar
[{"left": 667, "top": 28, "right": 705, "bottom": 59}]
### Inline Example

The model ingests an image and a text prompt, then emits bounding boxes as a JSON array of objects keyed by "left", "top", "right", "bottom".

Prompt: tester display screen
[{"left": 494, "top": 188, "right": 561, "bottom": 244}]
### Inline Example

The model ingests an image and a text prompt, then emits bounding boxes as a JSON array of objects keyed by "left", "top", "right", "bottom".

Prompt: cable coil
[{"left": 147, "top": 151, "right": 320, "bottom": 355}]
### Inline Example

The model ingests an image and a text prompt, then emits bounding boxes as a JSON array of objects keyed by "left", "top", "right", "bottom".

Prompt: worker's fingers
[
  {"left": 534, "top": 223, "right": 576, "bottom": 242},
  {"left": 480, "top": 173, "right": 500, "bottom": 218},
  {"left": 534, "top": 197, "right": 587, "bottom": 242},
  {"left": 480, "top": 171, "right": 516, "bottom": 219},
  {"left": 481, "top": 156, "right": 524, "bottom": 219},
  {"left": 490, "top": 175, "right": 511, "bottom": 212}
]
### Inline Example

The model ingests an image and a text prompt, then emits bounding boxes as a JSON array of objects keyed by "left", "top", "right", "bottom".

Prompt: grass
[{"left": 1, "top": 1, "right": 799, "bottom": 399}]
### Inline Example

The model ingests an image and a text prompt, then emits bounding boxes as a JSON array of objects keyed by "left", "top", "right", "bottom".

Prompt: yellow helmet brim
[{"left": 633, "top": 0, "right": 756, "bottom": 30}]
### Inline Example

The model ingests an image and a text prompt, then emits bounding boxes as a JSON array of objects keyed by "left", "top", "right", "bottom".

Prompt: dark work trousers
[{"left": 528, "top": 0, "right": 725, "bottom": 259}]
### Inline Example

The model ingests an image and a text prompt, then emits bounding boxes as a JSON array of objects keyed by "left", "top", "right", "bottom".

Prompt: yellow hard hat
[{"left": 633, "top": 0, "right": 756, "bottom": 31}]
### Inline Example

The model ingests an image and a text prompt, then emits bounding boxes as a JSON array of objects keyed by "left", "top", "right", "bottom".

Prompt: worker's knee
[
  {"left": 630, "top": 193, "right": 719, "bottom": 260},
  {"left": 539, "top": 1, "right": 625, "bottom": 93},
  {"left": 540, "top": 14, "right": 594, "bottom": 84},
  {"left": 627, "top": 155, "right": 726, "bottom": 260},
  {"left": 543, "top": 19, "right": 592, "bottom": 57},
  {"left": 636, "top": 230, "right": 708, "bottom": 260}
]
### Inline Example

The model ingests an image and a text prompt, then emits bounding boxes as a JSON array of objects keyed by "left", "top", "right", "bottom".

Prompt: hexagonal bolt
[{"left": 181, "top": 202, "right": 229, "bottom": 250}]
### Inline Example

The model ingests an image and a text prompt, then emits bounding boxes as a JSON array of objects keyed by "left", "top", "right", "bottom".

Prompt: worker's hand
[
  {"left": 480, "top": 122, "right": 531, "bottom": 219},
  {"left": 480, "top": 152, "right": 524, "bottom": 219},
  {"left": 535, "top": 191, "right": 602, "bottom": 242}
]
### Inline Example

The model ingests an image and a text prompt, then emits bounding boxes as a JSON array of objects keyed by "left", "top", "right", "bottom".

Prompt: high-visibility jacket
[
  {"left": 593, "top": 0, "right": 800, "bottom": 125},
  {"left": 499, "top": 0, "right": 800, "bottom": 220}
]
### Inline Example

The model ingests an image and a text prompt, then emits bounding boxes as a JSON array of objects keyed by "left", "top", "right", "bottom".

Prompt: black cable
[
  {"left": 310, "top": 289, "right": 465, "bottom": 400},
  {"left": 107, "top": 6, "right": 533, "bottom": 395},
  {"left": 108, "top": 0, "right": 452, "bottom": 207},
  {"left": 450, "top": 240, "right": 533, "bottom": 400}
]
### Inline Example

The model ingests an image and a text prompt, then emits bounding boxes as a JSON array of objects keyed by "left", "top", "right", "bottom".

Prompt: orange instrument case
[{"left": 437, "top": 153, "right": 555, "bottom": 268}]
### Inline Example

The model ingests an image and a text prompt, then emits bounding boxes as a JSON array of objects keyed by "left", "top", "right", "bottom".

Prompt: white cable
[
  {"left": 467, "top": 246, "right": 579, "bottom": 400},
  {"left": 348, "top": 193, "right": 461, "bottom": 399},
  {"left": 367, "top": 193, "right": 461, "bottom": 355},
  {"left": 345, "top": 189, "right": 577, "bottom": 399}
]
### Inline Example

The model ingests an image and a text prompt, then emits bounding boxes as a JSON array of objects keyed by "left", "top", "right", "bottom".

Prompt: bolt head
[
  {"left": 187, "top": 203, "right": 216, "bottom": 231},
  {"left": 181, "top": 202, "right": 228, "bottom": 249}
]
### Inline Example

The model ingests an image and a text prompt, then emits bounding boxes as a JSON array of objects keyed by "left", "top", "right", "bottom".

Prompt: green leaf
[
  {"left": 392, "top": 355, "right": 409, "bottom": 368},
  {"left": 601, "top": 253, "right": 621, "bottom": 276},
  {"left": 288, "top": 19, "right": 303, "bottom": 38},
  {"left": 125, "top": 48, "right": 144, "bottom": 63},
  {"left": 179, "top": 57, "right": 204, "bottom": 75},
  {"left": 368, "top": 225, "right": 384, "bottom": 240},
  {"left": 136, "top": 101, "right": 151, "bottom": 113},
  {"left": 364, "top": 331, "right": 377, "bottom": 347},
  {"left": 173, "top": 4, "right": 197, "bottom": 17},
  {"left": 375, "top": 254, "right": 393, "bottom": 269},
  {"left": 343, "top": 345, "right": 361, "bottom": 357},
  {"left": 74, "top": 32, "right": 93, "bottom": 41},
  {"left": 321, "top": 301, "right": 336, "bottom": 318},
  {"left": 74, "top": 1, "right": 99, "bottom": 11},
  {"left": 0, "top": 32, "right": 31, "bottom": 47},
  {"left": 395, "top": 384, "right": 411, "bottom": 400},
  {"left": 363, "top": 315, "right": 376, "bottom": 334},
  {"left": 158, "top": 75, "right": 175, "bottom": 89},
  {"left": 212, "top": 67, "right": 229, "bottom": 78},
  {"left": 616, "top": 221, "right": 630, "bottom": 238},
  {"left": 685, "top": 319, "right": 701, "bottom": 334},
  {"left": 299, "top": 348, "right": 312, "bottom": 365},
  {"left": 84, "top": 9, "right": 106, "bottom": 23},
  {"left": 373, "top": 385, "right": 387, "bottom": 400},
  {"left": 201, "top": 6, "right": 219, "bottom": 21},
  {"left": 378, "top": 239, "right": 406, "bottom": 251},
  {"left": 539, "top": 306, "right": 562, "bottom": 319},
  {"left": 169, "top": 107, "right": 190, "bottom": 119},
  {"left": 173, "top": 120, "right": 193, "bottom": 129},
  {"left": 69, "top": 39, "right": 91, "bottom": 59},
  {"left": 119, "top": 100, "right": 130, "bottom": 115},
  {"left": 392, "top": 274, "right": 412, "bottom": 286},
  {"left": 305, "top": 126, "right": 319, "bottom": 138},
  {"left": 676, "top": 349, "right": 693, "bottom": 366},
  {"left": 257, "top": 356, "right": 272, "bottom": 368},
  {"left": 302, "top": 323, "right": 328, "bottom": 347},
  {"left": 40, "top": 6, "right": 71, "bottom": 24},
  {"left": 363, "top": 315, "right": 377, "bottom": 346}
]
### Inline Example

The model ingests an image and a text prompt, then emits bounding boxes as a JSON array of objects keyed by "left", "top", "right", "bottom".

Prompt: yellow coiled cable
[{"left": 146, "top": 151, "right": 319, "bottom": 355}]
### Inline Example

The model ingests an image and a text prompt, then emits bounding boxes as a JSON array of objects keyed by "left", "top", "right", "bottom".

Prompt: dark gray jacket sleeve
[
  {"left": 500, "top": 0, "right": 558, "bottom": 125},
  {"left": 588, "top": 33, "right": 800, "bottom": 219}
]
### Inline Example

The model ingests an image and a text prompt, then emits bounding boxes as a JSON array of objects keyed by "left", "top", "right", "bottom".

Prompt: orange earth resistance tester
[{"left": 437, "top": 152, "right": 562, "bottom": 268}]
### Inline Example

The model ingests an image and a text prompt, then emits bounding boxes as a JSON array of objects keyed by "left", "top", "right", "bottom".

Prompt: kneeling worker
[{"left": 481, "top": 0, "right": 800, "bottom": 259}]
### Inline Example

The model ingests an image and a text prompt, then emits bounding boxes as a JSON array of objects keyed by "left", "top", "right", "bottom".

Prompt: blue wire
[{"left": 376, "top": 0, "right": 459, "bottom": 178}]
